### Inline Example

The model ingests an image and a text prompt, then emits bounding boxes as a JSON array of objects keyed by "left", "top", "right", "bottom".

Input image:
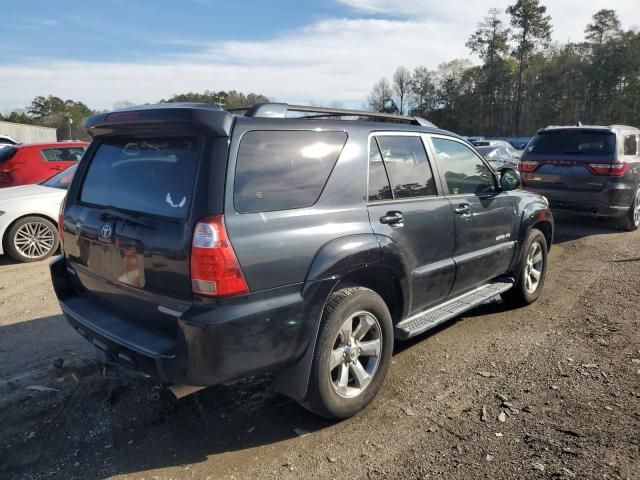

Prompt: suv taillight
[
  {"left": 588, "top": 162, "right": 628, "bottom": 176},
  {"left": 58, "top": 198, "right": 65, "bottom": 252},
  {"left": 190, "top": 215, "right": 249, "bottom": 297},
  {"left": 518, "top": 160, "right": 539, "bottom": 173}
]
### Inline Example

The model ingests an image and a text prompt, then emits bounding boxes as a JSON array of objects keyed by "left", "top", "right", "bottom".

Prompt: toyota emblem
[{"left": 100, "top": 224, "right": 113, "bottom": 240}]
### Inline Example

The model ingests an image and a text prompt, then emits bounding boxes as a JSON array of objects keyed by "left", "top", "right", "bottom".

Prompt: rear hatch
[
  {"left": 0, "top": 146, "right": 19, "bottom": 187},
  {"left": 520, "top": 129, "right": 618, "bottom": 192},
  {"left": 63, "top": 134, "right": 224, "bottom": 335}
]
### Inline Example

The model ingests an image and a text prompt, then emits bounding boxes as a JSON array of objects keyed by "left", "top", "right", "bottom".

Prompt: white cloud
[{"left": 0, "top": 0, "right": 637, "bottom": 111}]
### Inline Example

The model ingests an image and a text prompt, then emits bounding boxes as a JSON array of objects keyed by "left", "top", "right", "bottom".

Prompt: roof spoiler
[{"left": 230, "top": 102, "right": 437, "bottom": 128}]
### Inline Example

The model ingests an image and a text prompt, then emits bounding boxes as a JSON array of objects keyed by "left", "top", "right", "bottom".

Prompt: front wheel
[
  {"left": 501, "top": 228, "right": 548, "bottom": 306},
  {"left": 303, "top": 287, "right": 394, "bottom": 419},
  {"left": 618, "top": 188, "right": 640, "bottom": 232},
  {"left": 5, "top": 216, "right": 59, "bottom": 263}
]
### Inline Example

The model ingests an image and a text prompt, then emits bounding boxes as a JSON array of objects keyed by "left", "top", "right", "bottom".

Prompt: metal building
[{"left": 0, "top": 120, "right": 57, "bottom": 143}]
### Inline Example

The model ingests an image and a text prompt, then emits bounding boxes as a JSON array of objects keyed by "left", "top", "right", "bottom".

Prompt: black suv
[
  {"left": 51, "top": 103, "right": 553, "bottom": 419},
  {"left": 520, "top": 125, "right": 640, "bottom": 231}
]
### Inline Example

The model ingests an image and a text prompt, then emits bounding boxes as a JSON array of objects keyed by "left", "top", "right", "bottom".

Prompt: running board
[{"left": 395, "top": 279, "right": 514, "bottom": 340}]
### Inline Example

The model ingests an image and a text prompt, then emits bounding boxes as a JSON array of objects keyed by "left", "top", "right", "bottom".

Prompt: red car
[{"left": 0, "top": 142, "right": 88, "bottom": 188}]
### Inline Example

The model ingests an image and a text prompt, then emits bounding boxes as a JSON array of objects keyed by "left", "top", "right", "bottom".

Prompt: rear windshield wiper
[{"left": 99, "top": 207, "right": 153, "bottom": 228}]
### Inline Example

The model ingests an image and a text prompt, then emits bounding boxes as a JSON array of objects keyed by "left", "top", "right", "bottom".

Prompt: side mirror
[{"left": 499, "top": 167, "right": 521, "bottom": 191}]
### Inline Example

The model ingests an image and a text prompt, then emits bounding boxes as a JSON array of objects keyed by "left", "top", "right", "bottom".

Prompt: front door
[
  {"left": 366, "top": 134, "right": 455, "bottom": 315},
  {"left": 427, "top": 136, "right": 516, "bottom": 296}
]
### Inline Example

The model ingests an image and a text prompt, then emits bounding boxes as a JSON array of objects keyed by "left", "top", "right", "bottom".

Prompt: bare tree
[
  {"left": 392, "top": 66, "right": 413, "bottom": 114},
  {"left": 367, "top": 78, "right": 397, "bottom": 113}
]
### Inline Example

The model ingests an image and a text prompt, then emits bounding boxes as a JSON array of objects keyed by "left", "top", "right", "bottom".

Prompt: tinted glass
[
  {"left": 80, "top": 137, "right": 199, "bottom": 219},
  {"left": 527, "top": 131, "right": 616, "bottom": 156},
  {"left": 368, "top": 138, "right": 392, "bottom": 201},
  {"left": 0, "top": 146, "right": 17, "bottom": 164},
  {"left": 42, "top": 164, "right": 78, "bottom": 190},
  {"left": 41, "top": 147, "right": 85, "bottom": 162},
  {"left": 623, "top": 135, "right": 638, "bottom": 155},
  {"left": 234, "top": 130, "right": 347, "bottom": 213},
  {"left": 376, "top": 136, "right": 436, "bottom": 199},
  {"left": 477, "top": 147, "right": 497, "bottom": 157},
  {"left": 432, "top": 138, "right": 495, "bottom": 195}
]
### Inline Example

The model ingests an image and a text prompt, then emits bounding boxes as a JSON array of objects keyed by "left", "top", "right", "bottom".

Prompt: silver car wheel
[
  {"left": 524, "top": 241, "right": 544, "bottom": 294},
  {"left": 329, "top": 311, "right": 382, "bottom": 399},
  {"left": 633, "top": 189, "right": 640, "bottom": 227},
  {"left": 13, "top": 221, "right": 56, "bottom": 259}
]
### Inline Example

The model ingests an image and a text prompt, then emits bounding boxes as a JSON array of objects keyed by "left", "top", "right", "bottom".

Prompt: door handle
[
  {"left": 380, "top": 211, "right": 404, "bottom": 225},
  {"left": 454, "top": 204, "right": 471, "bottom": 215}
]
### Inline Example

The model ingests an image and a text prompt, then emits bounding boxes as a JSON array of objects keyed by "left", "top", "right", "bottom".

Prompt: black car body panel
[{"left": 52, "top": 103, "right": 554, "bottom": 401}]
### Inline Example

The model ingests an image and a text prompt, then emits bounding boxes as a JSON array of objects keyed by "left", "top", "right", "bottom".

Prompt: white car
[{"left": 0, "top": 165, "right": 76, "bottom": 262}]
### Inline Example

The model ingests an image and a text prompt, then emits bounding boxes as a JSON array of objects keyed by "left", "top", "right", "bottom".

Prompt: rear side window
[
  {"left": 368, "top": 138, "right": 392, "bottom": 201},
  {"left": 0, "top": 146, "right": 17, "bottom": 164},
  {"left": 234, "top": 130, "right": 347, "bottom": 213},
  {"left": 41, "top": 147, "right": 85, "bottom": 162},
  {"left": 80, "top": 137, "right": 199, "bottom": 219},
  {"left": 527, "top": 131, "right": 616, "bottom": 156},
  {"left": 376, "top": 136, "right": 437, "bottom": 199},
  {"left": 623, "top": 135, "right": 638, "bottom": 155}
]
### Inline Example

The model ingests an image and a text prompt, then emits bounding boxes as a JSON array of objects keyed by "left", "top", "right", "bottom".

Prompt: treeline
[
  {"left": 0, "top": 90, "right": 269, "bottom": 141},
  {"left": 368, "top": 2, "right": 640, "bottom": 136}
]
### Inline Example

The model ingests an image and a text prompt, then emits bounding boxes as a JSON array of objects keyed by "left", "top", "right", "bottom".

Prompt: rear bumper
[
  {"left": 50, "top": 256, "right": 310, "bottom": 386},
  {"left": 523, "top": 185, "right": 634, "bottom": 218}
]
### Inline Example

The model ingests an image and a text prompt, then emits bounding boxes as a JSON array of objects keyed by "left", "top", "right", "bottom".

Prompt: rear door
[
  {"left": 521, "top": 130, "right": 617, "bottom": 192},
  {"left": 427, "top": 135, "right": 516, "bottom": 296},
  {"left": 40, "top": 146, "right": 85, "bottom": 178},
  {"left": 63, "top": 136, "right": 208, "bottom": 334},
  {"left": 367, "top": 133, "right": 455, "bottom": 314}
]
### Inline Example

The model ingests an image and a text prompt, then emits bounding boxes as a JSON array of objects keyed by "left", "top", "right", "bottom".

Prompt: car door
[
  {"left": 367, "top": 133, "right": 455, "bottom": 315},
  {"left": 427, "top": 135, "right": 516, "bottom": 296},
  {"left": 40, "top": 146, "right": 84, "bottom": 179}
]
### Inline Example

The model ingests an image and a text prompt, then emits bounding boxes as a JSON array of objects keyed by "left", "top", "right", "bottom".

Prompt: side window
[
  {"left": 41, "top": 147, "right": 85, "bottom": 162},
  {"left": 431, "top": 138, "right": 496, "bottom": 196},
  {"left": 368, "top": 138, "right": 392, "bottom": 201},
  {"left": 376, "top": 136, "right": 437, "bottom": 199},
  {"left": 234, "top": 130, "right": 347, "bottom": 213},
  {"left": 623, "top": 135, "right": 638, "bottom": 156}
]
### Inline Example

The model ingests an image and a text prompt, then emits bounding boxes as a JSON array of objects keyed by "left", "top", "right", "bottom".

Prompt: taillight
[
  {"left": 190, "top": 215, "right": 249, "bottom": 297},
  {"left": 58, "top": 198, "right": 65, "bottom": 252},
  {"left": 588, "top": 162, "right": 628, "bottom": 176},
  {"left": 518, "top": 160, "right": 539, "bottom": 173}
]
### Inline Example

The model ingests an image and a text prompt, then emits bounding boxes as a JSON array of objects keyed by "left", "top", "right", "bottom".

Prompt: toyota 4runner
[{"left": 51, "top": 102, "right": 553, "bottom": 419}]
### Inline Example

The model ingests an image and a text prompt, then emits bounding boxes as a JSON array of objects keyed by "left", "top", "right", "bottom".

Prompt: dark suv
[
  {"left": 51, "top": 103, "right": 553, "bottom": 419},
  {"left": 520, "top": 125, "right": 640, "bottom": 231}
]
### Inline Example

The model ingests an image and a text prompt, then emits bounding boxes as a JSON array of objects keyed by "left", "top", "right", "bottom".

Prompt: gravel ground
[{"left": 0, "top": 213, "right": 638, "bottom": 480}]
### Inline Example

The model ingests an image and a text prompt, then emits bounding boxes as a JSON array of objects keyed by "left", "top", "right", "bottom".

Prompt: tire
[
  {"left": 618, "top": 188, "right": 640, "bottom": 232},
  {"left": 303, "top": 287, "right": 394, "bottom": 419},
  {"left": 501, "top": 228, "right": 548, "bottom": 307},
  {"left": 5, "top": 216, "right": 59, "bottom": 263}
]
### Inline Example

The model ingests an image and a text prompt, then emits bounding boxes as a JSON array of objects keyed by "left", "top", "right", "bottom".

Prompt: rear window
[
  {"left": 80, "top": 137, "right": 200, "bottom": 219},
  {"left": 234, "top": 130, "right": 347, "bottom": 213},
  {"left": 41, "top": 147, "right": 85, "bottom": 162},
  {"left": 0, "top": 146, "right": 17, "bottom": 164},
  {"left": 42, "top": 164, "right": 77, "bottom": 190},
  {"left": 527, "top": 131, "right": 616, "bottom": 156}
]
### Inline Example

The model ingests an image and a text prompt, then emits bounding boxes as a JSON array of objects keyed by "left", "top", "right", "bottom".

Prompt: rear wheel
[
  {"left": 618, "top": 188, "right": 640, "bottom": 232},
  {"left": 501, "top": 228, "right": 548, "bottom": 306},
  {"left": 303, "top": 287, "right": 393, "bottom": 419},
  {"left": 5, "top": 216, "right": 59, "bottom": 263}
]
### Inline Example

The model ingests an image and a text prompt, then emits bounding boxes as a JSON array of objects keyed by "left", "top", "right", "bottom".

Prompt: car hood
[{"left": 0, "top": 184, "right": 65, "bottom": 207}]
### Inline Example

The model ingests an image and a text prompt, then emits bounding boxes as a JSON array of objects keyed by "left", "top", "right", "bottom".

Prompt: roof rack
[{"left": 230, "top": 103, "right": 436, "bottom": 128}]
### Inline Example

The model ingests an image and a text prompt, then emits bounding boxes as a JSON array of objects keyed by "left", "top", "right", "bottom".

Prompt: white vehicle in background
[
  {"left": 0, "top": 135, "right": 20, "bottom": 146},
  {"left": 0, "top": 165, "right": 76, "bottom": 263}
]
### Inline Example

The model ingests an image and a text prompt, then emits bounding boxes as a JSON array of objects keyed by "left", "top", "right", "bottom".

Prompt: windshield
[
  {"left": 476, "top": 147, "right": 498, "bottom": 156},
  {"left": 41, "top": 164, "right": 78, "bottom": 190},
  {"left": 527, "top": 130, "right": 616, "bottom": 156},
  {"left": 79, "top": 136, "right": 200, "bottom": 219}
]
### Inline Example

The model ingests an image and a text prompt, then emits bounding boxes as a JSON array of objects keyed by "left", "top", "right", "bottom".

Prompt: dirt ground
[{"left": 0, "top": 213, "right": 638, "bottom": 480}]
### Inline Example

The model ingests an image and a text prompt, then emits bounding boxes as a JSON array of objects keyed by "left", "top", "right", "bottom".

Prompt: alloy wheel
[
  {"left": 13, "top": 221, "right": 56, "bottom": 259},
  {"left": 329, "top": 311, "right": 383, "bottom": 399},
  {"left": 524, "top": 241, "right": 544, "bottom": 294},
  {"left": 634, "top": 190, "right": 640, "bottom": 227}
]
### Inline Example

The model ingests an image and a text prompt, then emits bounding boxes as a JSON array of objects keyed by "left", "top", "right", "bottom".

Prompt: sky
[{"left": 1, "top": 0, "right": 638, "bottom": 112}]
